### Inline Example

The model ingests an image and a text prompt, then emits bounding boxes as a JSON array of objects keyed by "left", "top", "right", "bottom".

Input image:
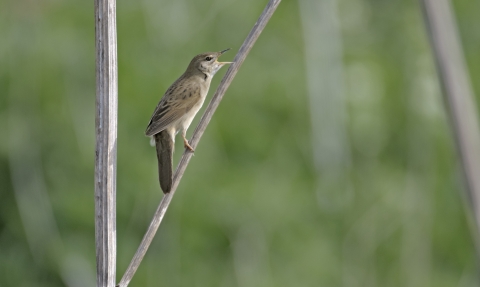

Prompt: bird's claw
[{"left": 184, "top": 139, "right": 195, "bottom": 152}]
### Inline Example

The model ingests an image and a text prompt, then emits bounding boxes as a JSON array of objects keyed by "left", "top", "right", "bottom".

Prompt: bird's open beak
[{"left": 216, "top": 48, "right": 234, "bottom": 65}]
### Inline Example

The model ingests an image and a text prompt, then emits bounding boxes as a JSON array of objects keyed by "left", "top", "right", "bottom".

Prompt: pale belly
[{"left": 167, "top": 95, "right": 207, "bottom": 142}]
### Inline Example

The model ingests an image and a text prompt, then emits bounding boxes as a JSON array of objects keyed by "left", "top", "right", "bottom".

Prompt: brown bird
[{"left": 145, "top": 49, "right": 232, "bottom": 193}]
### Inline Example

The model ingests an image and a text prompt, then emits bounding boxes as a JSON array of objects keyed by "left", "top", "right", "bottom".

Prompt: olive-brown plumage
[{"left": 146, "top": 49, "right": 232, "bottom": 193}]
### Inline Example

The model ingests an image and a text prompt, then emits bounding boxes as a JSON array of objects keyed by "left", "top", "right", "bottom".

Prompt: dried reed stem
[{"left": 94, "top": 0, "right": 118, "bottom": 286}]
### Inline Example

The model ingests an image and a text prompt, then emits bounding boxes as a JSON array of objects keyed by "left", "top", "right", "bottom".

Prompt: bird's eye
[{"left": 205, "top": 56, "right": 213, "bottom": 61}]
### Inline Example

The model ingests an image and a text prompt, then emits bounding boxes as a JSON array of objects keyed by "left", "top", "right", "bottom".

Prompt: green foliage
[{"left": 1, "top": 0, "right": 480, "bottom": 286}]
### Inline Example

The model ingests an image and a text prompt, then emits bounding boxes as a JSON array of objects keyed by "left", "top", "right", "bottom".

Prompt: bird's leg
[{"left": 182, "top": 131, "right": 194, "bottom": 152}]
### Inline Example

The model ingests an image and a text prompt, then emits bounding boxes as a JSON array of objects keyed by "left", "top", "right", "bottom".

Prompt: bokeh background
[{"left": 1, "top": 0, "right": 480, "bottom": 286}]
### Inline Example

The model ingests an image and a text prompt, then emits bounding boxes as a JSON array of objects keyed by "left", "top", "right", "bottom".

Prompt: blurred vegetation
[{"left": 1, "top": 0, "right": 480, "bottom": 286}]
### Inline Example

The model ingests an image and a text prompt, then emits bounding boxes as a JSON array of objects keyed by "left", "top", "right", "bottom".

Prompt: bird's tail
[{"left": 154, "top": 130, "right": 174, "bottom": 193}]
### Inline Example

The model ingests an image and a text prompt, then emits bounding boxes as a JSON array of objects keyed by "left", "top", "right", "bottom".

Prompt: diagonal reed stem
[
  {"left": 117, "top": 1, "right": 281, "bottom": 286},
  {"left": 420, "top": 0, "right": 480, "bottom": 257}
]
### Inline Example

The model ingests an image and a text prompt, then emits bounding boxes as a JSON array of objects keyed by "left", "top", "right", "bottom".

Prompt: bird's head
[{"left": 186, "top": 48, "right": 233, "bottom": 78}]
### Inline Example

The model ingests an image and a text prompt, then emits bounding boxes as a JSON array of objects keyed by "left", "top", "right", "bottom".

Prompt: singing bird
[{"left": 145, "top": 49, "right": 232, "bottom": 193}]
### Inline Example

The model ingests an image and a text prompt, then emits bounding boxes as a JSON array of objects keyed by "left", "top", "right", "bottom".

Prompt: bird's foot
[{"left": 183, "top": 138, "right": 195, "bottom": 152}]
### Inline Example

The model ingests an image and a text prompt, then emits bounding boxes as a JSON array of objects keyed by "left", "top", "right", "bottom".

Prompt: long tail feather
[{"left": 154, "top": 130, "right": 174, "bottom": 193}]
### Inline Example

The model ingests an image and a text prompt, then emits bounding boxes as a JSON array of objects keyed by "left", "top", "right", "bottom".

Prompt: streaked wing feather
[{"left": 145, "top": 93, "right": 200, "bottom": 136}]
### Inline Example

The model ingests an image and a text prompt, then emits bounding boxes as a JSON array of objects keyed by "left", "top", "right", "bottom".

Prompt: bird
[{"left": 145, "top": 49, "right": 232, "bottom": 193}]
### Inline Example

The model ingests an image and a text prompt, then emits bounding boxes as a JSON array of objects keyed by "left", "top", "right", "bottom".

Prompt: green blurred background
[{"left": 1, "top": 0, "right": 480, "bottom": 286}]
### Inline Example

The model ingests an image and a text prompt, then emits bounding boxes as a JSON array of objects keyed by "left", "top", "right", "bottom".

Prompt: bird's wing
[{"left": 145, "top": 86, "right": 200, "bottom": 136}]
